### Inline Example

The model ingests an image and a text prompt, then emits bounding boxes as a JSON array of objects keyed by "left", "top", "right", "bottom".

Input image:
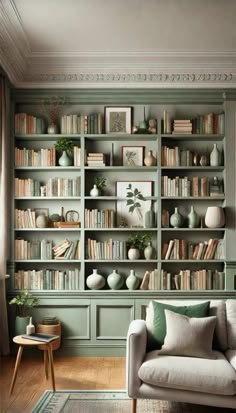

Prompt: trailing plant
[
  {"left": 126, "top": 183, "right": 145, "bottom": 221},
  {"left": 54, "top": 137, "right": 74, "bottom": 154},
  {"left": 127, "top": 233, "right": 152, "bottom": 250},
  {"left": 9, "top": 289, "right": 39, "bottom": 317},
  {"left": 95, "top": 176, "right": 107, "bottom": 190}
]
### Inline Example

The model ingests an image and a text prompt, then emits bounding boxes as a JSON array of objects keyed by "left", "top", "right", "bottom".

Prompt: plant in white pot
[
  {"left": 90, "top": 176, "right": 107, "bottom": 197},
  {"left": 127, "top": 233, "right": 152, "bottom": 260},
  {"left": 9, "top": 290, "right": 39, "bottom": 335},
  {"left": 54, "top": 137, "right": 74, "bottom": 166}
]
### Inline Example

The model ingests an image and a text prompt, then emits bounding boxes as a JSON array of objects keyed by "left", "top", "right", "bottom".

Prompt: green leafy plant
[
  {"left": 95, "top": 176, "right": 107, "bottom": 190},
  {"left": 9, "top": 290, "right": 39, "bottom": 317},
  {"left": 126, "top": 183, "right": 145, "bottom": 221},
  {"left": 127, "top": 233, "right": 152, "bottom": 250},
  {"left": 54, "top": 137, "right": 74, "bottom": 154}
]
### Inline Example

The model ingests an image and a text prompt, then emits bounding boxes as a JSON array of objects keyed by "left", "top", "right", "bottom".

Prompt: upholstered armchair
[{"left": 126, "top": 299, "right": 236, "bottom": 413}]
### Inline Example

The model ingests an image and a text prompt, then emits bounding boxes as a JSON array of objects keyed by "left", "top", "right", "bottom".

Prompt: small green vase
[
  {"left": 58, "top": 150, "right": 72, "bottom": 166},
  {"left": 15, "top": 316, "right": 29, "bottom": 336}
]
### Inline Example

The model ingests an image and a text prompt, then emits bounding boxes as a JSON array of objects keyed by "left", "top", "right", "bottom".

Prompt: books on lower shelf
[
  {"left": 147, "top": 269, "right": 225, "bottom": 291},
  {"left": 87, "top": 238, "right": 127, "bottom": 260},
  {"left": 85, "top": 208, "right": 115, "bottom": 228},
  {"left": 162, "top": 175, "right": 210, "bottom": 197},
  {"left": 86, "top": 152, "right": 106, "bottom": 166},
  {"left": 162, "top": 238, "right": 224, "bottom": 260},
  {"left": 14, "top": 268, "right": 81, "bottom": 290},
  {"left": 21, "top": 333, "right": 59, "bottom": 342}
]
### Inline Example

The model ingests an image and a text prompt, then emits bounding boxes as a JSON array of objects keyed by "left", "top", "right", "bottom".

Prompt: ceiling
[{"left": 0, "top": 0, "right": 236, "bottom": 88}]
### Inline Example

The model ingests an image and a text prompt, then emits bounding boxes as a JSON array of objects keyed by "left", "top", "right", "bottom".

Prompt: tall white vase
[
  {"left": 205, "top": 206, "right": 225, "bottom": 228},
  {"left": 210, "top": 144, "right": 221, "bottom": 166}
]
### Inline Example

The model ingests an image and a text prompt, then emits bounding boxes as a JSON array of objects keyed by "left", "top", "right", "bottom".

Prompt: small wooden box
[{"left": 36, "top": 323, "right": 61, "bottom": 351}]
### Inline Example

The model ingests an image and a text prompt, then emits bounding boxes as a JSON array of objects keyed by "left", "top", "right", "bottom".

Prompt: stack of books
[
  {"left": 172, "top": 120, "right": 192, "bottom": 134},
  {"left": 52, "top": 239, "right": 80, "bottom": 259},
  {"left": 87, "top": 153, "right": 106, "bottom": 166},
  {"left": 42, "top": 316, "right": 58, "bottom": 325}
]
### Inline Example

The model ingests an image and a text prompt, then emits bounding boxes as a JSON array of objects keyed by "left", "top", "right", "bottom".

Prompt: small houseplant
[
  {"left": 127, "top": 233, "right": 152, "bottom": 260},
  {"left": 9, "top": 290, "right": 39, "bottom": 335},
  {"left": 54, "top": 137, "right": 74, "bottom": 166},
  {"left": 90, "top": 176, "right": 107, "bottom": 196}
]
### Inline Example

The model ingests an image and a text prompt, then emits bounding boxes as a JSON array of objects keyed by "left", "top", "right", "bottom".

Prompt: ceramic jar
[
  {"left": 144, "top": 150, "right": 157, "bottom": 166},
  {"left": 90, "top": 184, "right": 100, "bottom": 197},
  {"left": 86, "top": 269, "right": 105, "bottom": 290},
  {"left": 170, "top": 207, "right": 183, "bottom": 228},
  {"left": 26, "top": 317, "right": 35, "bottom": 335},
  {"left": 15, "top": 316, "right": 29, "bottom": 336},
  {"left": 107, "top": 270, "right": 124, "bottom": 290},
  {"left": 36, "top": 214, "right": 48, "bottom": 228},
  {"left": 128, "top": 248, "right": 140, "bottom": 260},
  {"left": 199, "top": 154, "right": 208, "bottom": 166},
  {"left": 126, "top": 269, "right": 140, "bottom": 290},
  {"left": 144, "top": 242, "right": 153, "bottom": 260},
  {"left": 210, "top": 144, "right": 221, "bottom": 166},
  {"left": 47, "top": 122, "right": 59, "bottom": 134},
  {"left": 58, "top": 150, "right": 73, "bottom": 166},
  {"left": 188, "top": 206, "right": 200, "bottom": 228},
  {"left": 205, "top": 206, "right": 225, "bottom": 228}
]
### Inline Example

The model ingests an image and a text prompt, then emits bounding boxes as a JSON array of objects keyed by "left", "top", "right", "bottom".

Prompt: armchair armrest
[
  {"left": 225, "top": 349, "right": 236, "bottom": 371},
  {"left": 126, "top": 319, "right": 147, "bottom": 398}
]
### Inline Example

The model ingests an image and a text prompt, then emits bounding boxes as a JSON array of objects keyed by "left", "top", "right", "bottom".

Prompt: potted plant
[
  {"left": 127, "top": 233, "right": 152, "bottom": 260},
  {"left": 9, "top": 290, "right": 39, "bottom": 335},
  {"left": 126, "top": 183, "right": 145, "bottom": 223},
  {"left": 54, "top": 137, "right": 74, "bottom": 166},
  {"left": 90, "top": 176, "right": 107, "bottom": 196}
]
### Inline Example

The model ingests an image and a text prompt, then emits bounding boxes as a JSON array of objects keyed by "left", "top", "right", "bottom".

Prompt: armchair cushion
[
  {"left": 146, "top": 300, "right": 210, "bottom": 350},
  {"left": 157, "top": 310, "right": 217, "bottom": 359},
  {"left": 138, "top": 351, "right": 236, "bottom": 396}
]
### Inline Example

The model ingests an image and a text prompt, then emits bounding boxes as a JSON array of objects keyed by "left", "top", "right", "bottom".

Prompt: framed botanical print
[
  {"left": 105, "top": 106, "right": 132, "bottom": 134},
  {"left": 122, "top": 146, "right": 144, "bottom": 166}
]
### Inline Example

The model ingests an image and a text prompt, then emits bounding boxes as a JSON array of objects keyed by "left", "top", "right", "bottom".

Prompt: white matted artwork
[{"left": 116, "top": 181, "right": 152, "bottom": 227}]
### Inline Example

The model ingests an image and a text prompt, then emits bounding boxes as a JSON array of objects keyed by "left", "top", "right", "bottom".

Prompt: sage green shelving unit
[{"left": 8, "top": 88, "right": 236, "bottom": 356}]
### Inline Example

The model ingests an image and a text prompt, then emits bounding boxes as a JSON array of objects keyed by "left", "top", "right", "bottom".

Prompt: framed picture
[
  {"left": 122, "top": 146, "right": 144, "bottom": 166},
  {"left": 105, "top": 106, "right": 132, "bottom": 134},
  {"left": 34, "top": 208, "right": 49, "bottom": 218},
  {"left": 116, "top": 181, "right": 152, "bottom": 227}
]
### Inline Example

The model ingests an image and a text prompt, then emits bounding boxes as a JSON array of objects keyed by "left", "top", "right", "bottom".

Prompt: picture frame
[
  {"left": 105, "top": 106, "right": 132, "bottom": 134},
  {"left": 116, "top": 181, "right": 152, "bottom": 227},
  {"left": 34, "top": 208, "right": 49, "bottom": 218},
  {"left": 122, "top": 146, "right": 144, "bottom": 166}
]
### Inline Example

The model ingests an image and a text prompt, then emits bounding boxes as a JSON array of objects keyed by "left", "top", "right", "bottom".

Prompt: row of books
[
  {"left": 15, "top": 113, "right": 45, "bottom": 135},
  {"left": 61, "top": 114, "right": 103, "bottom": 134},
  {"left": 86, "top": 152, "right": 106, "bottom": 166},
  {"left": 14, "top": 269, "right": 81, "bottom": 290},
  {"left": 161, "top": 176, "right": 211, "bottom": 197},
  {"left": 162, "top": 238, "right": 224, "bottom": 260},
  {"left": 15, "top": 208, "right": 36, "bottom": 228},
  {"left": 15, "top": 239, "right": 80, "bottom": 260},
  {"left": 163, "top": 112, "right": 225, "bottom": 135},
  {"left": 85, "top": 209, "right": 115, "bottom": 228},
  {"left": 87, "top": 238, "right": 127, "bottom": 260},
  {"left": 161, "top": 146, "right": 217, "bottom": 167},
  {"left": 15, "top": 177, "right": 81, "bottom": 197},
  {"left": 15, "top": 148, "right": 56, "bottom": 167}
]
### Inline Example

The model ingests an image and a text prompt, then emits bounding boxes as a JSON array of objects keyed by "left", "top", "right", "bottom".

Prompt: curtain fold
[{"left": 0, "top": 75, "right": 10, "bottom": 355}]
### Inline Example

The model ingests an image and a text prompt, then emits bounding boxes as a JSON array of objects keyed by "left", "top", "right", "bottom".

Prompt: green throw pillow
[{"left": 146, "top": 300, "right": 210, "bottom": 350}]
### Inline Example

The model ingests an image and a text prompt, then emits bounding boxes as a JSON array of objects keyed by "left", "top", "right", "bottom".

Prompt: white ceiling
[{"left": 0, "top": 0, "right": 236, "bottom": 88}]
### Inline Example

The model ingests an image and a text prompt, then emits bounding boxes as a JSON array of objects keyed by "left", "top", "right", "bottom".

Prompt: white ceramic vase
[
  {"left": 128, "top": 248, "right": 140, "bottom": 260},
  {"left": 205, "top": 206, "right": 225, "bottom": 228},
  {"left": 86, "top": 269, "right": 105, "bottom": 290},
  {"left": 210, "top": 144, "right": 221, "bottom": 166},
  {"left": 90, "top": 184, "right": 100, "bottom": 197},
  {"left": 36, "top": 214, "right": 48, "bottom": 228}
]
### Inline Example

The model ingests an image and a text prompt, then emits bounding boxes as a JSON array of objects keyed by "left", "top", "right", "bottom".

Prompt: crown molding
[{"left": 0, "top": 1, "right": 235, "bottom": 88}]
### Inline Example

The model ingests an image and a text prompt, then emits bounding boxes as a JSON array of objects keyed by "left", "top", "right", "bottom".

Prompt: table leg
[
  {"left": 47, "top": 343, "right": 55, "bottom": 391},
  {"left": 44, "top": 350, "right": 48, "bottom": 379},
  {"left": 10, "top": 345, "right": 24, "bottom": 395}
]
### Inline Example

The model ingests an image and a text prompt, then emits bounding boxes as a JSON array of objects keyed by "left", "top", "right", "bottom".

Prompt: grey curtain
[{"left": 0, "top": 75, "right": 10, "bottom": 355}]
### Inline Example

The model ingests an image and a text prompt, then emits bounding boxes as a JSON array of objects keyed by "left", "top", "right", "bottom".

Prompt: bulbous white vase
[
  {"left": 128, "top": 248, "right": 140, "bottom": 260},
  {"left": 205, "top": 206, "right": 225, "bottom": 228},
  {"left": 86, "top": 269, "right": 105, "bottom": 290}
]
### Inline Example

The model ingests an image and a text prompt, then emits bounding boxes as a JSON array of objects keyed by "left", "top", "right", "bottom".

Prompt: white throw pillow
[{"left": 157, "top": 309, "right": 217, "bottom": 359}]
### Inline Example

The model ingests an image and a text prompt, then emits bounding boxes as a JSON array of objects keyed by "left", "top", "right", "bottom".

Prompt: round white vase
[
  {"left": 205, "top": 206, "right": 225, "bottom": 228},
  {"left": 128, "top": 248, "right": 140, "bottom": 260},
  {"left": 107, "top": 270, "right": 124, "bottom": 290},
  {"left": 36, "top": 214, "right": 48, "bottom": 228},
  {"left": 86, "top": 269, "right": 105, "bottom": 290},
  {"left": 90, "top": 184, "right": 100, "bottom": 197}
]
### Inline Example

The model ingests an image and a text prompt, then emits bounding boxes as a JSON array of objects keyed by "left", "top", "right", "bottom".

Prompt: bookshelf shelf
[
  {"left": 84, "top": 228, "right": 157, "bottom": 231},
  {"left": 161, "top": 134, "right": 224, "bottom": 141},
  {"left": 161, "top": 166, "right": 224, "bottom": 171},
  {"left": 14, "top": 228, "right": 81, "bottom": 231},
  {"left": 14, "top": 259, "right": 82, "bottom": 263},
  {"left": 15, "top": 196, "right": 81, "bottom": 200},
  {"left": 161, "top": 228, "right": 225, "bottom": 232},
  {"left": 84, "top": 259, "right": 157, "bottom": 263},
  {"left": 85, "top": 166, "right": 157, "bottom": 171},
  {"left": 161, "top": 259, "right": 225, "bottom": 263},
  {"left": 161, "top": 196, "right": 225, "bottom": 200},
  {"left": 15, "top": 167, "right": 81, "bottom": 171}
]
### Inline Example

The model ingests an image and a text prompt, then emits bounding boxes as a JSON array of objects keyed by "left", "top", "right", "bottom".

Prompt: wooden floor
[{"left": 0, "top": 355, "right": 126, "bottom": 413}]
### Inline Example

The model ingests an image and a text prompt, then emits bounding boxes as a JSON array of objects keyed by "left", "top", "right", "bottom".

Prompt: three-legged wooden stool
[{"left": 10, "top": 335, "right": 56, "bottom": 394}]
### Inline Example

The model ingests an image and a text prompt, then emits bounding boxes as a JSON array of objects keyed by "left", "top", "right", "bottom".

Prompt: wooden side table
[{"left": 10, "top": 335, "right": 56, "bottom": 395}]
